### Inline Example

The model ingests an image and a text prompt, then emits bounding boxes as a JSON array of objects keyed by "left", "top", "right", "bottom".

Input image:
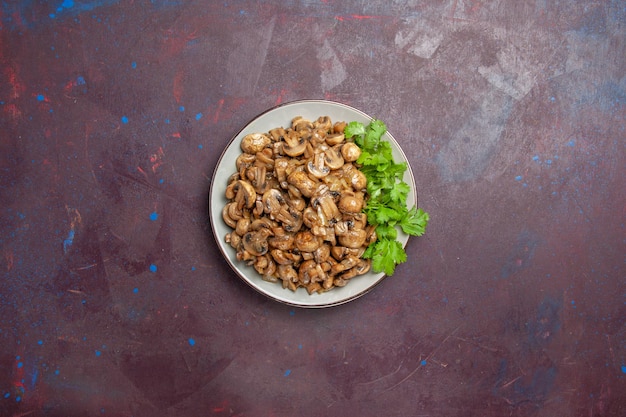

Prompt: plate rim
[{"left": 208, "top": 99, "right": 416, "bottom": 308}]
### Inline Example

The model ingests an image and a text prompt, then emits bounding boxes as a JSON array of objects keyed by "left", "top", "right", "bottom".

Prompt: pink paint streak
[
  {"left": 173, "top": 70, "right": 185, "bottom": 103},
  {"left": 335, "top": 14, "right": 381, "bottom": 22}
]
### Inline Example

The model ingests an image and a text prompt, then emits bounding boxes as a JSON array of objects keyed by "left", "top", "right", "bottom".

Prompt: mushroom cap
[
  {"left": 294, "top": 231, "right": 322, "bottom": 252},
  {"left": 241, "top": 133, "right": 272, "bottom": 154},
  {"left": 337, "top": 228, "right": 367, "bottom": 249},
  {"left": 338, "top": 192, "right": 364, "bottom": 214},
  {"left": 341, "top": 142, "right": 361, "bottom": 162}
]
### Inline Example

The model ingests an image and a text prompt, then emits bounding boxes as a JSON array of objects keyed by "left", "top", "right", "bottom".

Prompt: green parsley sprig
[{"left": 344, "top": 119, "right": 429, "bottom": 276}]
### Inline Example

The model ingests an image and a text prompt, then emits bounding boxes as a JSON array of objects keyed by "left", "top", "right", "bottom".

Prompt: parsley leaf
[
  {"left": 344, "top": 121, "right": 366, "bottom": 145},
  {"left": 400, "top": 207, "right": 429, "bottom": 236}
]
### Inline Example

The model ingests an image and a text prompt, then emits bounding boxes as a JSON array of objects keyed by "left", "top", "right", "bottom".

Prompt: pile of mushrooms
[{"left": 222, "top": 116, "right": 376, "bottom": 294}]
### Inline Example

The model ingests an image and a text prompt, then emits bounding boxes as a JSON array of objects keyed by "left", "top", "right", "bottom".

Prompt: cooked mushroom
[
  {"left": 270, "top": 249, "right": 296, "bottom": 265},
  {"left": 297, "top": 259, "right": 318, "bottom": 285},
  {"left": 338, "top": 191, "right": 364, "bottom": 214},
  {"left": 330, "top": 245, "right": 351, "bottom": 261},
  {"left": 286, "top": 196, "right": 306, "bottom": 212},
  {"left": 311, "top": 225, "right": 336, "bottom": 245},
  {"left": 255, "top": 148, "right": 275, "bottom": 169},
  {"left": 241, "top": 133, "right": 271, "bottom": 154},
  {"left": 313, "top": 243, "right": 331, "bottom": 264},
  {"left": 225, "top": 232, "right": 241, "bottom": 249},
  {"left": 277, "top": 264, "right": 298, "bottom": 283},
  {"left": 311, "top": 187, "right": 341, "bottom": 224},
  {"left": 292, "top": 116, "right": 313, "bottom": 131},
  {"left": 250, "top": 217, "right": 275, "bottom": 231},
  {"left": 227, "top": 202, "right": 243, "bottom": 221},
  {"left": 242, "top": 228, "right": 272, "bottom": 256},
  {"left": 294, "top": 231, "right": 322, "bottom": 252},
  {"left": 253, "top": 254, "right": 275, "bottom": 275},
  {"left": 310, "top": 129, "right": 327, "bottom": 146},
  {"left": 247, "top": 165, "right": 268, "bottom": 193},
  {"left": 269, "top": 127, "right": 286, "bottom": 142},
  {"left": 283, "top": 130, "right": 307, "bottom": 157},
  {"left": 314, "top": 116, "right": 332, "bottom": 132},
  {"left": 222, "top": 204, "right": 238, "bottom": 228},
  {"left": 325, "top": 132, "right": 345, "bottom": 146},
  {"left": 274, "top": 158, "right": 290, "bottom": 188},
  {"left": 268, "top": 228, "right": 295, "bottom": 251},
  {"left": 306, "top": 152, "right": 330, "bottom": 178},
  {"left": 337, "top": 228, "right": 367, "bottom": 249},
  {"left": 287, "top": 170, "right": 318, "bottom": 198},
  {"left": 232, "top": 180, "right": 256, "bottom": 210},
  {"left": 236, "top": 153, "right": 256, "bottom": 173},
  {"left": 235, "top": 217, "right": 251, "bottom": 236},
  {"left": 333, "top": 121, "right": 346, "bottom": 133},
  {"left": 330, "top": 255, "right": 361, "bottom": 276},
  {"left": 354, "top": 258, "right": 371, "bottom": 275},
  {"left": 341, "top": 142, "right": 361, "bottom": 162},
  {"left": 274, "top": 206, "right": 303, "bottom": 233},
  {"left": 223, "top": 115, "right": 377, "bottom": 293},
  {"left": 324, "top": 145, "right": 344, "bottom": 170},
  {"left": 262, "top": 189, "right": 285, "bottom": 217}
]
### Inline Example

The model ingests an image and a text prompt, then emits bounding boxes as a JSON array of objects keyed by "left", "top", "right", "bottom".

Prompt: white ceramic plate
[{"left": 209, "top": 100, "right": 416, "bottom": 308}]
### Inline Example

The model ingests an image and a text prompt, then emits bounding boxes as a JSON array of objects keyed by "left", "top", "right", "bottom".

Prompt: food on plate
[
  {"left": 222, "top": 116, "right": 375, "bottom": 294},
  {"left": 222, "top": 115, "right": 430, "bottom": 294}
]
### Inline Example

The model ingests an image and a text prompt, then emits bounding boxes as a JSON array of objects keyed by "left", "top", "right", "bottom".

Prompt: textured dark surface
[{"left": 1, "top": 1, "right": 625, "bottom": 416}]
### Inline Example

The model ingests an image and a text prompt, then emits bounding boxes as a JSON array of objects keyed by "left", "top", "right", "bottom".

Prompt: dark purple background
[{"left": 1, "top": 1, "right": 625, "bottom": 416}]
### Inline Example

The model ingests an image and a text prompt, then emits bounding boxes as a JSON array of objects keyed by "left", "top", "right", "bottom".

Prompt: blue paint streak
[
  {"left": 3, "top": 1, "right": 122, "bottom": 30},
  {"left": 31, "top": 368, "right": 38, "bottom": 387},
  {"left": 63, "top": 229, "right": 75, "bottom": 254}
]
